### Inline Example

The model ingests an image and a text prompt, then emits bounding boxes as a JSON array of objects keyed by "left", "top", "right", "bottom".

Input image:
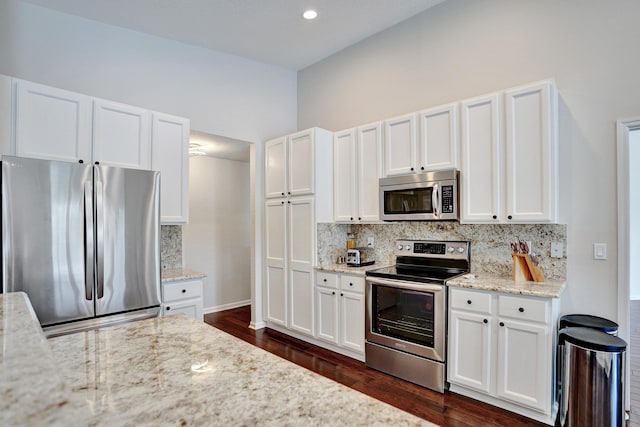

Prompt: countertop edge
[
  {"left": 447, "top": 274, "right": 566, "bottom": 299},
  {"left": 161, "top": 268, "right": 207, "bottom": 282}
]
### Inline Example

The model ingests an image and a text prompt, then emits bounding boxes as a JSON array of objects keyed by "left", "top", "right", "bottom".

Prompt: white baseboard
[
  {"left": 203, "top": 299, "right": 251, "bottom": 314},
  {"left": 250, "top": 321, "right": 266, "bottom": 330}
]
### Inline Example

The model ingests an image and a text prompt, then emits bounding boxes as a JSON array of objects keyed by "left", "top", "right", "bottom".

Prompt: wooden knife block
[{"left": 512, "top": 254, "right": 545, "bottom": 282}]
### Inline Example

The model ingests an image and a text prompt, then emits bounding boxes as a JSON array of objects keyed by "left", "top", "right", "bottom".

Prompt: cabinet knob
[
  {"left": 483, "top": 319, "right": 488, "bottom": 324},
  {"left": 492, "top": 215, "right": 497, "bottom": 220},
  {"left": 323, "top": 278, "right": 327, "bottom": 282},
  {"left": 350, "top": 217, "right": 354, "bottom": 221},
  {"left": 518, "top": 307, "right": 524, "bottom": 313},
  {"left": 332, "top": 291, "right": 335, "bottom": 295},
  {"left": 499, "top": 322, "right": 505, "bottom": 327},
  {"left": 288, "top": 201, "right": 291, "bottom": 204},
  {"left": 410, "top": 167, "right": 414, "bottom": 171},
  {"left": 467, "top": 299, "right": 472, "bottom": 305},
  {"left": 340, "top": 293, "right": 344, "bottom": 296},
  {"left": 358, "top": 217, "right": 361, "bottom": 220},
  {"left": 421, "top": 166, "right": 425, "bottom": 171},
  {"left": 166, "top": 306, "right": 171, "bottom": 311},
  {"left": 281, "top": 192, "right": 285, "bottom": 196},
  {"left": 78, "top": 160, "right": 84, "bottom": 164},
  {"left": 349, "top": 283, "right": 353, "bottom": 286},
  {"left": 182, "top": 289, "right": 186, "bottom": 293},
  {"left": 507, "top": 215, "right": 513, "bottom": 220},
  {"left": 288, "top": 191, "right": 291, "bottom": 195},
  {"left": 95, "top": 161, "right": 100, "bottom": 165},
  {"left": 281, "top": 201, "right": 284, "bottom": 204}
]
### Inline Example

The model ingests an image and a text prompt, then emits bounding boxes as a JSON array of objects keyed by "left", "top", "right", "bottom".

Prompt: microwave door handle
[{"left": 432, "top": 183, "right": 440, "bottom": 218}]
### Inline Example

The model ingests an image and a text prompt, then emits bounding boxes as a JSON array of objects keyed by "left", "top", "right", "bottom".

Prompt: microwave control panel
[{"left": 441, "top": 185, "right": 454, "bottom": 213}]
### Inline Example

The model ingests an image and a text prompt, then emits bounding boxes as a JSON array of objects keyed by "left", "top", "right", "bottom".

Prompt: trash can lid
[
  {"left": 559, "top": 327, "right": 627, "bottom": 352},
  {"left": 559, "top": 314, "right": 618, "bottom": 333}
]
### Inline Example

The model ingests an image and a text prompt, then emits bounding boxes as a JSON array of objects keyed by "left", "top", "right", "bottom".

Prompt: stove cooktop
[{"left": 365, "top": 265, "right": 465, "bottom": 284}]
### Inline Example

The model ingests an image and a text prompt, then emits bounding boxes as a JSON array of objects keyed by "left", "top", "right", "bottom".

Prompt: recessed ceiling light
[{"left": 302, "top": 9, "right": 318, "bottom": 20}]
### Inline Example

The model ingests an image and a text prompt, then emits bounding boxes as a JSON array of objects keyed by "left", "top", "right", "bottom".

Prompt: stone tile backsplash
[
  {"left": 161, "top": 225, "right": 182, "bottom": 270},
  {"left": 318, "top": 222, "right": 567, "bottom": 280}
]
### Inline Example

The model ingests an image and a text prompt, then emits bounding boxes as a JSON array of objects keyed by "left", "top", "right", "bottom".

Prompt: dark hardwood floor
[{"left": 204, "top": 306, "right": 545, "bottom": 427}]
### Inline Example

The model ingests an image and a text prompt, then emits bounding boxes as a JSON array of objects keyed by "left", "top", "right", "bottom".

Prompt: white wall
[
  {"left": 0, "top": 0, "right": 296, "bottom": 143},
  {"left": 630, "top": 130, "right": 640, "bottom": 300},
  {"left": 298, "top": 0, "right": 640, "bottom": 320},
  {"left": 184, "top": 156, "right": 251, "bottom": 312}
]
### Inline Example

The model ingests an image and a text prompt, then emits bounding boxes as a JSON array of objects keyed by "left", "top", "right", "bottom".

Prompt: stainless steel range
[{"left": 365, "top": 239, "right": 470, "bottom": 393}]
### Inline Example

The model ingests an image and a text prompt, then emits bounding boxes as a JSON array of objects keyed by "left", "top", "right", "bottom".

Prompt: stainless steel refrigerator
[{"left": 1, "top": 156, "right": 161, "bottom": 336}]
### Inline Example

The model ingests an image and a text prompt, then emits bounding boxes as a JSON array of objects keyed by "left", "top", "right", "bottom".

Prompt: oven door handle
[{"left": 366, "top": 276, "right": 444, "bottom": 293}]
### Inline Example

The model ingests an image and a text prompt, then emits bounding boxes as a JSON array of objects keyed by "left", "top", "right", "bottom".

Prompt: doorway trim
[{"left": 617, "top": 117, "right": 640, "bottom": 409}]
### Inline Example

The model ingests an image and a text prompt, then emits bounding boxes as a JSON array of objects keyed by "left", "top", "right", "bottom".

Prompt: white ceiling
[{"left": 19, "top": 0, "right": 445, "bottom": 70}]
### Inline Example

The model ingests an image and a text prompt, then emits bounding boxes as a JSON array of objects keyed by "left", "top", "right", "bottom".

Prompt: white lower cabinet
[
  {"left": 448, "top": 287, "right": 559, "bottom": 425},
  {"left": 162, "top": 278, "right": 203, "bottom": 321},
  {"left": 315, "top": 271, "right": 365, "bottom": 359}
]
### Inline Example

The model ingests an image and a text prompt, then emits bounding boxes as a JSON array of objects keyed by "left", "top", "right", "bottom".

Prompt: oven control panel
[{"left": 395, "top": 240, "right": 469, "bottom": 259}]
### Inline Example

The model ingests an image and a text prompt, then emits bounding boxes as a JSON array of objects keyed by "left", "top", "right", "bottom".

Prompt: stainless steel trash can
[
  {"left": 557, "top": 327, "right": 627, "bottom": 427},
  {"left": 559, "top": 314, "right": 619, "bottom": 336}
]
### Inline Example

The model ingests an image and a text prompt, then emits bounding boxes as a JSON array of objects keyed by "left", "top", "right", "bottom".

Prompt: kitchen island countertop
[
  {"left": 1, "top": 292, "right": 433, "bottom": 426},
  {"left": 447, "top": 274, "right": 566, "bottom": 298}
]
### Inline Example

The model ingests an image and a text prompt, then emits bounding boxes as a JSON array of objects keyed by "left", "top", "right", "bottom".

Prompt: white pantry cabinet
[
  {"left": 333, "top": 122, "right": 382, "bottom": 223},
  {"left": 264, "top": 128, "right": 333, "bottom": 339},
  {"left": 7, "top": 77, "right": 190, "bottom": 224},
  {"left": 448, "top": 287, "right": 560, "bottom": 425},
  {"left": 151, "top": 113, "right": 190, "bottom": 224},
  {"left": 460, "top": 80, "right": 558, "bottom": 224},
  {"left": 315, "top": 271, "right": 365, "bottom": 358},
  {"left": 162, "top": 278, "right": 203, "bottom": 321}
]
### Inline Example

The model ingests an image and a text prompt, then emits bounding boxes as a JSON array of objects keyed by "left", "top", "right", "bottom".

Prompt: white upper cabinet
[
  {"left": 504, "top": 81, "right": 558, "bottom": 223},
  {"left": 92, "top": 99, "right": 150, "bottom": 169},
  {"left": 151, "top": 113, "right": 190, "bottom": 224},
  {"left": 460, "top": 94, "right": 502, "bottom": 223},
  {"left": 14, "top": 79, "right": 92, "bottom": 163},
  {"left": 289, "top": 130, "right": 315, "bottom": 196},
  {"left": 384, "top": 113, "right": 417, "bottom": 176},
  {"left": 460, "top": 80, "right": 558, "bottom": 224},
  {"left": 265, "top": 136, "right": 287, "bottom": 198},
  {"left": 418, "top": 103, "right": 459, "bottom": 171},
  {"left": 333, "top": 122, "right": 382, "bottom": 223},
  {"left": 0, "top": 75, "right": 12, "bottom": 156}
]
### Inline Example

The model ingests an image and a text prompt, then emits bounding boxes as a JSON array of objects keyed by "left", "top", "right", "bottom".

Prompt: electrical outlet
[
  {"left": 550, "top": 241, "right": 563, "bottom": 258},
  {"left": 367, "top": 237, "right": 374, "bottom": 248}
]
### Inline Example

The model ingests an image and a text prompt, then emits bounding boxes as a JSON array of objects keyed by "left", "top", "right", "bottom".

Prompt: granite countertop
[
  {"left": 314, "top": 263, "right": 391, "bottom": 276},
  {"left": 2, "top": 292, "right": 433, "bottom": 426},
  {"left": 447, "top": 274, "right": 566, "bottom": 298},
  {"left": 161, "top": 268, "right": 206, "bottom": 282}
]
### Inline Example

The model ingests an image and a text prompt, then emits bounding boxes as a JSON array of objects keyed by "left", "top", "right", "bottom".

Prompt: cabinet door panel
[
  {"left": 448, "top": 310, "right": 492, "bottom": 393},
  {"left": 384, "top": 113, "right": 416, "bottom": 176},
  {"left": 93, "top": 99, "right": 150, "bottom": 169},
  {"left": 266, "top": 265, "right": 286, "bottom": 327},
  {"left": 265, "top": 201, "right": 286, "bottom": 327},
  {"left": 316, "top": 287, "right": 339, "bottom": 344},
  {"left": 340, "top": 291, "right": 364, "bottom": 353},
  {"left": 497, "top": 319, "right": 550, "bottom": 412},
  {"left": 460, "top": 94, "right": 501, "bottom": 223},
  {"left": 290, "top": 269, "right": 313, "bottom": 335},
  {"left": 357, "top": 122, "right": 382, "bottom": 221},
  {"left": 151, "top": 113, "right": 189, "bottom": 223},
  {"left": 289, "top": 130, "right": 314, "bottom": 196},
  {"left": 419, "top": 104, "right": 458, "bottom": 171},
  {"left": 505, "top": 82, "right": 556, "bottom": 222},
  {"left": 15, "top": 80, "right": 92, "bottom": 162},
  {"left": 333, "top": 129, "right": 356, "bottom": 222},
  {"left": 265, "top": 137, "right": 287, "bottom": 198},
  {"left": 288, "top": 198, "right": 314, "bottom": 267}
]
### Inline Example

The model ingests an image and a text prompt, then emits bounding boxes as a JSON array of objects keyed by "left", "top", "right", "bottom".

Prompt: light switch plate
[
  {"left": 594, "top": 243, "right": 607, "bottom": 260},
  {"left": 550, "top": 241, "right": 563, "bottom": 258}
]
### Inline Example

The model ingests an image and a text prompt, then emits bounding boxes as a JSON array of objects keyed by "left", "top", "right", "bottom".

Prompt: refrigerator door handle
[
  {"left": 84, "top": 182, "right": 94, "bottom": 301},
  {"left": 95, "top": 179, "right": 105, "bottom": 299}
]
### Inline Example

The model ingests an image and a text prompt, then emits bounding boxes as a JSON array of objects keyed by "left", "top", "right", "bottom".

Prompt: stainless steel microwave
[{"left": 379, "top": 170, "right": 459, "bottom": 221}]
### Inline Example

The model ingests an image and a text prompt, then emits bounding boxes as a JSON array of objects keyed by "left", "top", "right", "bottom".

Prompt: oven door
[{"left": 365, "top": 276, "right": 446, "bottom": 362}]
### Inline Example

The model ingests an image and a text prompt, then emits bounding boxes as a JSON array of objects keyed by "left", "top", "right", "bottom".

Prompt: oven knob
[
  {"left": 405, "top": 245, "right": 411, "bottom": 251},
  {"left": 397, "top": 245, "right": 403, "bottom": 250},
  {"left": 457, "top": 247, "right": 465, "bottom": 253},
  {"left": 447, "top": 246, "right": 455, "bottom": 253}
]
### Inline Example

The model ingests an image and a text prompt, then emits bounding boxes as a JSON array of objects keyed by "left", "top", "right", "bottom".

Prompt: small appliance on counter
[{"left": 347, "top": 247, "right": 375, "bottom": 267}]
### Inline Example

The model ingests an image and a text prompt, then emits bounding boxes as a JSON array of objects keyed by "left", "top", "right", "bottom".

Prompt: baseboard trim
[
  {"left": 249, "top": 321, "right": 266, "bottom": 330},
  {"left": 203, "top": 300, "right": 251, "bottom": 314}
]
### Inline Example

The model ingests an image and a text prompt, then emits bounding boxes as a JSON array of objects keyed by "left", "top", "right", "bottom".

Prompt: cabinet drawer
[
  {"left": 498, "top": 295, "right": 548, "bottom": 323},
  {"left": 449, "top": 288, "right": 492, "bottom": 314},
  {"left": 316, "top": 271, "right": 338, "bottom": 288},
  {"left": 163, "top": 279, "right": 202, "bottom": 303},
  {"left": 340, "top": 275, "right": 364, "bottom": 293}
]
